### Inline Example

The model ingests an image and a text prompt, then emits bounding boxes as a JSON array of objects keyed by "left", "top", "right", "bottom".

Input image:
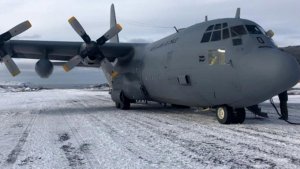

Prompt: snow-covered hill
[{"left": 283, "top": 46, "right": 300, "bottom": 63}]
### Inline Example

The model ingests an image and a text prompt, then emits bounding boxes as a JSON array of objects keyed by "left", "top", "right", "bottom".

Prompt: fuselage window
[
  {"left": 211, "top": 31, "right": 221, "bottom": 41},
  {"left": 230, "top": 25, "right": 247, "bottom": 37},
  {"left": 222, "top": 29, "right": 230, "bottom": 39},
  {"left": 208, "top": 49, "right": 226, "bottom": 65},
  {"left": 245, "top": 25, "right": 263, "bottom": 34},
  {"left": 222, "top": 23, "right": 228, "bottom": 28},
  {"left": 206, "top": 25, "right": 214, "bottom": 31},
  {"left": 201, "top": 32, "right": 212, "bottom": 43},
  {"left": 214, "top": 24, "right": 222, "bottom": 30}
]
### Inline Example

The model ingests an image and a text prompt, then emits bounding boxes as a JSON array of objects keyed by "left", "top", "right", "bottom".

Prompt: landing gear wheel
[
  {"left": 119, "top": 92, "right": 130, "bottom": 110},
  {"left": 216, "top": 106, "right": 233, "bottom": 124},
  {"left": 115, "top": 102, "right": 121, "bottom": 109},
  {"left": 232, "top": 108, "right": 246, "bottom": 124}
]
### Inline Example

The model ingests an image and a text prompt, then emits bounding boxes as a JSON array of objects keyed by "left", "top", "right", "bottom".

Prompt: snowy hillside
[{"left": 283, "top": 46, "right": 300, "bottom": 63}]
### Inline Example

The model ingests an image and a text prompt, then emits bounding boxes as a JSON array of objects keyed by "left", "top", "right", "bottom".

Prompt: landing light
[{"left": 218, "top": 49, "right": 226, "bottom": 53}]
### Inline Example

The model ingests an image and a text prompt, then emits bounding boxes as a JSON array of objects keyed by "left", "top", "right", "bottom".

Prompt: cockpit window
[
  {"left": 222, "top": 29, "right": 230, "bottom": 39},
  {"left": 211, "top": 31, "right": 221, "bottom": 41},
  {"left": 230, "top": 25, "right": 247, "bottom": 37},
  {"left": 222, "top": 23, "right": 228, "bottom": 28},
  {"left": 201, "top": 32, "right": 212, "bottom": 43},
  {"left": 214, "top": 24, "right": 221, "bottom": 30},
  {"left": 201, "top": 23, "right": 229, "bottom": 43},
  {"left": 245, "top": 25, "right": 263, "bottom": 34},
  {"left": 206, "top": 25, "right": 214, "bottom": 31}
]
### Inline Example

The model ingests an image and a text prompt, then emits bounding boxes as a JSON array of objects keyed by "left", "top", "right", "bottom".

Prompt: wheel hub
[{"left": 217, "top": 108, "right": 225, "bottom": 119}]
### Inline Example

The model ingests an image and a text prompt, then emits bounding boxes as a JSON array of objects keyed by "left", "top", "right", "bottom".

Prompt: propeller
[
  {"left": 0, "top": 20, "right": 32, "bottom": 76},
  {"left": 63, "top": 17, "right": 122, "bottom": 72}
]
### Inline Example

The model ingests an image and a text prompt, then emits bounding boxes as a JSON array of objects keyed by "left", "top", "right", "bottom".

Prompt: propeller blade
[
  {"left": 96, "top": 24, "right": 122, "bottom": 45},
  {"left": 2, "top": 55, "right": 20, "bottom": 76},
  {"left": 63, "top": 55, "right": 82, "bottom": 72},
  {"left": 68, "top": 16, "right": 91, "bottom": 43},
  {"left": 0, "top": 20, "right": 32, "bottom": 41}
]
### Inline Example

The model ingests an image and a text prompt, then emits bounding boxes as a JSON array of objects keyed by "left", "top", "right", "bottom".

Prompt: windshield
[
  {"left": 230, "top": 25, "right": 247, "bottom": 37},
  {"left": 245, "top": 25, "right": 263, "bottom": 34}
]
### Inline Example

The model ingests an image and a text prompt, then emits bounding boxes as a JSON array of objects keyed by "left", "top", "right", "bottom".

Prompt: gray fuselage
[{"left": 112, "top": 18, "right": 300, "bottom": 108}]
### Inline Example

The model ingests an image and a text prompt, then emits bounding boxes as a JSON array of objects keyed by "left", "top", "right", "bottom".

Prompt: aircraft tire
[
  {"left": 115, "top": 102, "right": 121, "bottom": 109},
  {"left": 216, "top": 106, "right": 233, "bottom": 124},
  {"left": 119, "top": 92, "right": 130, "bottom": 110},
  {"left": 233, "top": 108, "right": 246, "bottom": 124}
]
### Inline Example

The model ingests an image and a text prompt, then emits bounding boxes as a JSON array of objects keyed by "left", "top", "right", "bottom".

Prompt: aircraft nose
[
  {"left": 267, "top": 49, "right": 300, "bottom": 92},
  {"left": 238, "top": 49, "right": 300, "bottom": 105}
]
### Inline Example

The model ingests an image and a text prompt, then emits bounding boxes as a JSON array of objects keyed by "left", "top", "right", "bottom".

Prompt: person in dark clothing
[
  {"left": 278, "top": 91, "right": 288, "bottom": 120},
  {"left": 247, "top": 91, "right": 289, "bottom": 120}
]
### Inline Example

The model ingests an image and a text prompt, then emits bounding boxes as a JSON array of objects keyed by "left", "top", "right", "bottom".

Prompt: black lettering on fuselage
[{"left": 150, "top": 37, "right": 179, "bottom": 51}]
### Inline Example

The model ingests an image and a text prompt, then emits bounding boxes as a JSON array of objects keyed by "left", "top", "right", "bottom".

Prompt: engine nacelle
[
  {"left": 82, "top": 56, "right": 98, "bottom": 65},
  {"left": 80, "top": 42, "right": 104, "bottom": 65},
  {"left": 35, "top": 59, "right": 53, "bottom": 78}
]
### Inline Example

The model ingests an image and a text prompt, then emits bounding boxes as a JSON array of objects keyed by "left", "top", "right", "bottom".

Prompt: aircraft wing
[{"left": 4, "top": 40, "right": 134, "bottom": 65}]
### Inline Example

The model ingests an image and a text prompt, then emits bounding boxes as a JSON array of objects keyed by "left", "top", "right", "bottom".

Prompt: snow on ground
[{"left": 0, "top": 85, "right": 300, "bottom": 168}]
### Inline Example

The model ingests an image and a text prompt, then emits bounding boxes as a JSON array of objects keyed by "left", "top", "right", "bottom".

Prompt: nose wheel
[
  {"left": 216, "top": 106, "right": 233, "bottom": 124},
  {"left": 232, "top": 108, "right": 246, "bottom": 124},
  {"left": 216, "top": 106, "right": 245, "bottom": 124}
]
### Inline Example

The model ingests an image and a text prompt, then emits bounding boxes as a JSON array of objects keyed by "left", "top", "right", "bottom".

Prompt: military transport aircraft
[{"left": 0, "top": 5, "right": 299, "bottom": 124}]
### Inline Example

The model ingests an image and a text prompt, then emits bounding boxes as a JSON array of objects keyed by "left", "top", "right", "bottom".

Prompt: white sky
[
  {"left": 0, "top": 0, "right": 299, "bottom": 85},
  {"left": 1, "top": 0, "right": 299, "bottom": 46}
]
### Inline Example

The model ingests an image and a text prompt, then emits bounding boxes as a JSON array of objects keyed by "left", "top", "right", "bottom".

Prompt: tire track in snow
[
  {"left": 124, "top": 116, "right": 258, "bottom": 168},
  {"left": 224, "top": 126, "right": 300, "bottom": 147},
  {"left": 57, "top": 91, "right": 300, "bottom": 168},
  {"left": 73, "top": 97, "right": 192, "bottom": 168},
  {"left": 124, "top": 113, "right": 288, "bottom": 168},
  {"left": 76, "top": 95, "right": 256, "bottom": 168},
  {"left": 66, "top": 98, "right": 160, "bottom": 168},
  {"left": 60, "top": 113, "right": 97, "bottom": 168},
  {"left": 129, "top": 112, "right": 300, "bottom": 168},
  {"left": 4, "top": 110, "right": 39, "bottom": 165},
  {"left": 60, "top": 105, "right": 102, "bottom": 168},
  {"left": 86, "top": 107, "right": 240, "bottom": 167},
  {"left": 86, "top": 113, "right": 192, "bottom": 169},
  {"left": 140, "top": 108, "right": 300, "bottom": 150}
]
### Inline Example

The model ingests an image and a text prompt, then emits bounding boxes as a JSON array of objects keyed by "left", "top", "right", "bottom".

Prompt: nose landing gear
[{"left": 216, "top": 106, "right": 246, "bottom": 124}]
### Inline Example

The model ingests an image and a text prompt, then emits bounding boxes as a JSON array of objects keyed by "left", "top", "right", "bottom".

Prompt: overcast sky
[{"left": 0, "top": 0, "right": 299, "bottom": 85}]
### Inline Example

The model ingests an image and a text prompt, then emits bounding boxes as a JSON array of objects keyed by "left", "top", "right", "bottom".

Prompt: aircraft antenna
[
  {"left": 235, "top": 8, "right": 241, "bottom": 19},
  {"left": 174, "top": 26, "right": 179, "bottom": 33},
  {"left": 205, "top": 16, "right": 208, "bottom": 22}
]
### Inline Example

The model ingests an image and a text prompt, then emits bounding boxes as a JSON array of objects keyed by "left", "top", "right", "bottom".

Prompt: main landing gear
[
  {"left": 115, "top": 92, "right": 130, "bottom": 110},
  {"left": 216, "top": 106, "right": 246, "bottom": 124}
]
